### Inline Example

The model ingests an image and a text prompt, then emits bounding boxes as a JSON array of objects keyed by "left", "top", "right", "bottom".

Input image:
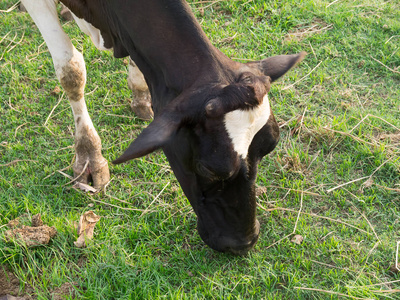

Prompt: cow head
[{"left": 113, "top": 52, "right": 305, "bottom": 255}]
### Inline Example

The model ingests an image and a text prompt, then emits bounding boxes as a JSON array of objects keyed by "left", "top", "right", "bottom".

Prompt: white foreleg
[{"left": 21, "top": 0, "right": 110, "bottom": 189}]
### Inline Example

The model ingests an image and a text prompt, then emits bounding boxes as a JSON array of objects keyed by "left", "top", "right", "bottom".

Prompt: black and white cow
[{"left": 21, "top": 0, "right": 305, "bottom": 255}]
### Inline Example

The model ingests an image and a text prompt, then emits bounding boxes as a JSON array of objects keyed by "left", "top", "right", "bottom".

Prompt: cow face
[{"left": 113, "top": 52, "right": 305, "bottom": 255}]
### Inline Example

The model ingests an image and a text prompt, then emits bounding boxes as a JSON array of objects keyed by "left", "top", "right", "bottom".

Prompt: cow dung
[{"left": 5, "top": 214, "right": 57, "bottom": 247}]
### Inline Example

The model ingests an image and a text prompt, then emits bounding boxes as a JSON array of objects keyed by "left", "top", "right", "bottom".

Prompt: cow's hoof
[
  {"left": 90, "top": 158, "right": 110, "bottom": 190},
  {"left": 73, "top": 158, "right": 110, "bottom": 191},
  {"left": 131, "top": 100, "right": 154, "bottom": 121}
]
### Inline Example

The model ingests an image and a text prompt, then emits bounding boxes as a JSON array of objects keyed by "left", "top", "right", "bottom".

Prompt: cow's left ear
[
  {"left": 112, "top": 113, "right": 180, "bottom": 164},
  {"left": 247, "top": 52, "right": 306, "bottom": 82}
]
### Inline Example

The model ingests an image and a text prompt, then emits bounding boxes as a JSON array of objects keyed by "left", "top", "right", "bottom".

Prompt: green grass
[{"left": 1, "top": 0, "right": 400, "bottom": 299}]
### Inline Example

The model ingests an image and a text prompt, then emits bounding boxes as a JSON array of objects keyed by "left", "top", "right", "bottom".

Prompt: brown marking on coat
[{"left": 59, "top": 58, "right": 85, "bottom": 101}]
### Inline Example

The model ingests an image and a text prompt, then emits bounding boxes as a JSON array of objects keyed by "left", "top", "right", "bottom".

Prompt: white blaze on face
[{"left": 224, "top": 94, "right": 271, "bottom": 158}]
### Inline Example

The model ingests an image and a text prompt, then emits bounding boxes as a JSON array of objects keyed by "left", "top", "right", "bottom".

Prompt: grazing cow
[{"left": 21, "top": 0, "right": 305, "bottom": 255}]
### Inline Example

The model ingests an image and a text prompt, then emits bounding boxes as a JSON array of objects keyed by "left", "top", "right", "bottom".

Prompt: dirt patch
[
  {"left": 0, "top": 267, "right": 77, "bottom": 300},
  {"left": 0, "top": 267, "right": 34, "bottom": 299},
  {"left": 51, "top": 282, "right": 77, "bottom": 300}
]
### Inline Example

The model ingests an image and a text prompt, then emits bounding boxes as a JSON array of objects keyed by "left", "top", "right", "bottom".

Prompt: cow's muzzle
[{"left": 198, "top": 219, "right": 260, "bottom": 256}]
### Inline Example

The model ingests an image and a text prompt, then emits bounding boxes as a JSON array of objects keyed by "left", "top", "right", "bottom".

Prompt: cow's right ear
[
  {"left": 112, "top": 113, "right": 180, "bottom": 164},
  {"left": 248, "top": 52, "right": 306, "bottom": 82}
]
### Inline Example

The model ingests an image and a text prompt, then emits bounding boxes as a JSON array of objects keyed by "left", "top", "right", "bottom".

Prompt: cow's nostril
[{"left": 196, "top": 162, "right": 216, "bottom": 179}]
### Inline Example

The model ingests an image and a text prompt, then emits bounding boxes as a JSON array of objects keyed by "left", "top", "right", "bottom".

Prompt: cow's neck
[{"left": 109, "top": 0, "right": 233, "bottom": 112}]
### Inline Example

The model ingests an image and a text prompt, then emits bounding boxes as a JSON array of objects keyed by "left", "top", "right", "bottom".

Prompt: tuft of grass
[{"left": 1, "top": 0, "right": 400, "bottom": 299}]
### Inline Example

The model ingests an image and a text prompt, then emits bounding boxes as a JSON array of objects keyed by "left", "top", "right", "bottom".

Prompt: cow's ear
[
  {"left": 248, "top": 52, "right": 306, "bottom": 82},
  {"left": 112, "top": 113, "right": 180, "bottom": 164}
]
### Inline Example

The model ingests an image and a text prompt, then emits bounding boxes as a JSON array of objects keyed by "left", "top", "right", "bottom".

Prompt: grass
[{"left": 1, "top": 0, "right": 400, "bottom": 299}]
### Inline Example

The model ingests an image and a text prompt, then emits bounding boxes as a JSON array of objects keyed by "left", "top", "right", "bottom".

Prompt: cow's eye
[{"left": 239, "top": 73, "right": 254, "bottom": 85}]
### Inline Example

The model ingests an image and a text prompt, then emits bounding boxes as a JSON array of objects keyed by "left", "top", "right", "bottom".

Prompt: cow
[{"left": 20, "top": 0, "right": 305, "bottom": 255}]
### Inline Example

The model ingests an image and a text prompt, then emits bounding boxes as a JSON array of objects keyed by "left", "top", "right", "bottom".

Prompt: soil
[
  {"left": 0, "top": 267, "right": 33, "bottom": 299},
  {"left": 51, "top": 282, "right": 77, "bottom": 300},
  {"left": 0, "top": 267, "right": 77, "bottom": 299}
]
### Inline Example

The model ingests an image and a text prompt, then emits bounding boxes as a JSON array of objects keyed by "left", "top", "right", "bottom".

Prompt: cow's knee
[{"left": 56, "top": 48, "right": 86, "bottom": 101}]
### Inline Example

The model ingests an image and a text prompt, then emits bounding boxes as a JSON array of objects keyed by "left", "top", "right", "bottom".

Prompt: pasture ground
[{"left": 1, "top": 0, "right": 400, "bottom": 299}]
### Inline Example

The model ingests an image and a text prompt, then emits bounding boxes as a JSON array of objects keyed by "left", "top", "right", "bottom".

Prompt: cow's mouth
[{"left": 197, "top": 216, "right": 260, "bottom": 256}]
